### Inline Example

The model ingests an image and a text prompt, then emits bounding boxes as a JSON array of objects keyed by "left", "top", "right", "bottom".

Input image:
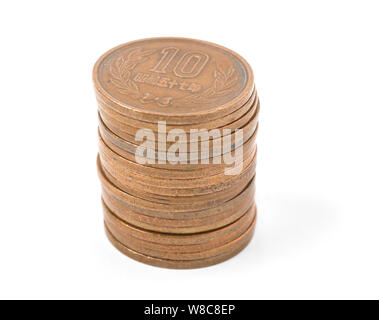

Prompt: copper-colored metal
[
  {"left": 98, "top": 107, "right": 259, "bottom": 156},
  {"left": 98, "top": 132, "right": 257, "bottom": 181},
  {"left": 105, "top": 203, "right": 256, "bottom": 256},
  {"left": 102, "top": 190, "right": 254, "bottom": 234},
  {"left": 97, "top": 152, "right": 257, "bottom": 196},
  {"left": 98, "top": 103, "right": 259, "bottom": 150},
  {"left": 101, "top": 163, "right": 255, "bottom": 205},
  {"left": 106, "top": 209, "right": 255, "bottom": 261},
  {"left": 98, "top": 89, "right": 258, "bottom": 139},
  {"left": 98, "top": 160, "right": 256, "bottom": 217},
  {"left": 93, "top": 38, "right": 254, "bottom": 125},
  {"left": 98, "top": 117, "right": 258, "bottom": 172},
  {"left": 94, "top": 38, "right": 259, "bottom": 268},
  {"left": 98, "top": 156, "right": 256, "bottom": 234},
  {"left": 103, "top": 200, "right": 255, "bottom": 246},
  {"left": 104, "top": 211, "right": 256, "bottom": 269}
]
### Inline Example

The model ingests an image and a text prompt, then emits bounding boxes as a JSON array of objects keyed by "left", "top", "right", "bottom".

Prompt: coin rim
[
  {"left": 93, "top": 37, "right": 254, "bottom": 119},
  {"left": 104, "top": 212, "right": 256, "bottom": 269}
]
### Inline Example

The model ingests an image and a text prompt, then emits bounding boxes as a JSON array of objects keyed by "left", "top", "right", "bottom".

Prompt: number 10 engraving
[{"left": 150, "top": 47, "right": 209, "bottom": 78}]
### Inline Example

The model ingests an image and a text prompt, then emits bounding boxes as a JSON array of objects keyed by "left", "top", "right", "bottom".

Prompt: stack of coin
[{"left": 93, "top": 38, "right": 260, "bottom": 269}]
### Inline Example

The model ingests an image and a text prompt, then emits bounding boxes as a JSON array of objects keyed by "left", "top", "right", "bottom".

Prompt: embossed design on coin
[
  {"left": 93, "top": 37, "right": 259, "bottom": 268},
  {"left": 178, "top": 65, "right": 238, "bottom": 105},
  {"left": 93, "top": 38, "right": 254, "bottom": 119},
  {"left": 109, "top": 48, "right": 155, "bottom": 99},
  {"left": 109, "top": 49, "right": 238, "bottom": 107}
]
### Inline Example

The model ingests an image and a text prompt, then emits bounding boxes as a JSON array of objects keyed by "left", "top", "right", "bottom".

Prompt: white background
[{"left": 0, "top": 0, "right": 378, "bottom": 300}]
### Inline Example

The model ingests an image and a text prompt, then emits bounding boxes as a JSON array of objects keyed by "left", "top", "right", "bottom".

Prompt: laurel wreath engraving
[
  {"left": 109, "top": 48, "right": 155, "bottom": 99},
  {"left": 109, "top": 48, "right": 239, "bottom": 107},
  {"left": 178, "top": 66, "right": 239, "bottom": 105}
]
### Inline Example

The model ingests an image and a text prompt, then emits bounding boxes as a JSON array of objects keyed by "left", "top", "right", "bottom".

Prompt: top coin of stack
[{"left": 93, "top": 38, "right": 260, "bottom": 269}]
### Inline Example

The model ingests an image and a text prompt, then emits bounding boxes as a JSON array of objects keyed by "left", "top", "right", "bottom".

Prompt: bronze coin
[
  {"left": 98, "top": 101, "right": 259, "bottom": 152},
  {"left": 98, "top": 153, "right": 256, "bottom": 192},
  {"left": 98, "top": 117, "right": 258, "bottom": 172},
  {"left": 105, "top": 202, "right": 256, "bottom": 256},
  {"left": 105, "top": 211, "right": 255, "bottom": 261},
  {"left": 98, "top": 88, "right": 258, "bottom": 138},
  {"left": 99, "top": 168, "right": 256, "bottom": 217},
  {"left": 100, "top": 172, "right": 256, "bottom": 223},
  {"left": 101, "top": 163, "right": 255, "bottom": 206},
  {"left": 104, "top": 212, "right": 256, "bottom": 269},
  {"left": 97, "top": 106, "right": 259, "bottom": 156},
  {"left": 99, "top": 127, "right": 257, "bottom": 174},
  {"left": 98, "top": 98, "right": 259, "bottom": 147},
  {"left": 101, "top": 175, "right": 256, "bottom": 227},
  {"left": 103, "top": 200, "right": 255, "bottom": 246},
  {"left": 93, "top": 38, "right": 254, "bottom": 125},
  {"left": 94, "top": 38, "right": 260, "bottom": 268},
  {"left": 99, "top": 162, "right": 256, "bottom": 234},
  {"left": 97, "top": 86, "right": 257, "bottom": 130},
  {"left": 100, "top": 145, "right": 256, "bottom": 202},
  {"left": 102, "top": 191, "right": 254, "bottom": 234},
  {"left": 98, "top": 130, "right": 257, "bottom": 180},
  {"left": 98, "top": 154, "right": 257, "bottom": 200},
  {"left": 97, "top": 152, "right": 257, "bottom": 196}
]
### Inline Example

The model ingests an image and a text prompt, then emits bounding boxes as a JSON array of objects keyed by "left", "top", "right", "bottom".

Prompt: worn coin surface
[
  {"left": 98, "top": 133, "right": 257, "bottom": 180},
  {"left": 94, "top": 38, "right": 259, "bottom": 267},
  {"left": 98, "top": 111, "right": 259, "bottom": 158},
  {"left": 105, "top": 202, "right": 256, "bottom": 255},
  {"left": 98, "top": 97, "right": 259, "bottom": 145},
  {"left": 97, "top": 152, "right": 257, "bottom": 196},
  {"left": 102, "top": 192, "right": 255, "bottom": 234},
  {"left": 98, "top": 122, "right": 258, "bottom": 172},
  {"left": 100, "top": 171, "right": 256, "bottom": 234},
  {"left": 101, "top": 164, "right": 255, "bottom": 206},
  {"left": 98, "top": 116, "right": 259, "bottom": 168},
  {"left": 103, "top": 200, "right": 256, "bottom": 246},
  {"left": 97, "top": 89, "right": 258, "bottom": 137},
  {"left": 93, "top": 38, "right": 254, "bottom": 124},
  {"left": 99, "top": 169, "right": 256, "bottom": 217},
  {"left": 104, "top": 212, "right": 256, "bottom": 269},
  {"left": 105, "top": 210, "right": 255, "bottom": 260}
]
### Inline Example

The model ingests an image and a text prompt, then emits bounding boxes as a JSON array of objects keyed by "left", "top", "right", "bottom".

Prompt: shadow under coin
[{"left": 247, "top": 192, "right": 339, "bottom": 264}]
